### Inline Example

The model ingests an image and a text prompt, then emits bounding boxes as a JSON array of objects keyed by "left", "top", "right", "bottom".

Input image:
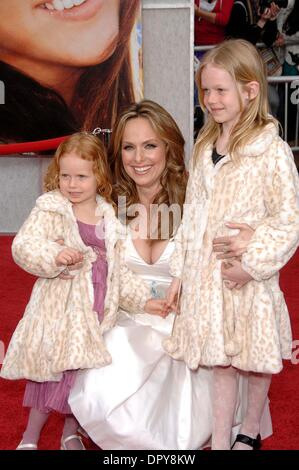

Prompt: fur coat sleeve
[
  {"left": 12, "top": 206, "right": 66, "bottom": 278},
  {"left": 242, "top": 139, "right": 299, "bottom": 280}
]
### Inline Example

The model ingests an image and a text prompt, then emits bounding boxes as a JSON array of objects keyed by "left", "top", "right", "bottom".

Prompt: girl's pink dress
[{"left": 23, "top": 220, "right": 107, "bottom": 414}]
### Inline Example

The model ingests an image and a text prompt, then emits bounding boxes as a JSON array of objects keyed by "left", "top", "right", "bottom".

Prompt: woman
[
  {"left": 194, "top": 0, "right": 234, "bottom": 46},
  {"left": 69, "top": 100, "right": 272, "bottom": 450},
  {"left": 0, "top": 0, "right": 140, "bottom": 143},
  {"left": 194, "top": 1, "right": 234, "bottom": 137},
  {"left": 226, "top": 1, "right": 282, "bottom": 117},
  {"left": 226, "top": 1, "right": 280, "bottom": 46}
]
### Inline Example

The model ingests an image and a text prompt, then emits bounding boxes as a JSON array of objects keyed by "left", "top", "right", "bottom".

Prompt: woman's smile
[
  {"left": 41, "top": 0, "right": 87, "bottom": 11},
  {"left": 36, "top": 0, "right": 104, "bottom": 21},
  {"left": 0, "top": 0, "right": 119, "bottom": 87},
  {"left": 132, "top": 165, "right": 153, "bottom": 175},
  {"left": 121, "top": 117, "right": 166, "bottom": 192}
]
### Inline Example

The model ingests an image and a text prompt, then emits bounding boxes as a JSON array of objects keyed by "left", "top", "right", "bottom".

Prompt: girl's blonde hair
[
  {"left": 44, "top": 132, "right": 113, "bottom": 203},
  {"left": 109, "top": 100, "right": 187, "bottom": 238},
  {"left": 195, "top": 39, "right": 277, "bottom": 162}
]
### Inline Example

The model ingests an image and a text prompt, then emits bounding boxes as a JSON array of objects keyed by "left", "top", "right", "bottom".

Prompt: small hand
[
  {"left": 55, "top": 247, "right": 84, "bottom": 267},
  {"left": 55, "top": 239, "right": 83, "bottom": 279},
  {"left": 221, "top": 259, "right": 253, "bottom": 290},
  {"left": 213, "top": 222, "right": 254, "bottom": 259},
  {"left": 144, "top": 299, "right": 172, "bottom": 318},
  {"left": 58, "top": 261, "right": 84, "bottom": 280}
]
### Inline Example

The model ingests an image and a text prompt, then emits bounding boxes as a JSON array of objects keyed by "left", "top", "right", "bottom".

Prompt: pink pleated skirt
[{"left": 23, "top": 371, "right": 77, "bottom": 414}]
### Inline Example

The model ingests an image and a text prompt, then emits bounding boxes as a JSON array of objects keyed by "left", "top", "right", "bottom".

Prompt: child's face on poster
[{"left": 0, "top": 0, "right": 120, "bottom": 69}]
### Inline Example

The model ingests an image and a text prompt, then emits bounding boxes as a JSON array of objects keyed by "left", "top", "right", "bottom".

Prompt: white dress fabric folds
[{"left": 69, "top": 235, "right": 272, "bottom": 450}]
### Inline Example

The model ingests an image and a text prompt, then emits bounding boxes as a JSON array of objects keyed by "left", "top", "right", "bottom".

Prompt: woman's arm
[
  {"left": 196, "top": 8, "right": 216, "bottom": 24},
  {"left": 226, "top": 3, "right": 277, "bottom": 45},
  {"left": 214, "top": 0, "right": 234, "bottom": 26},
  {"left": 196, "top": 0, "right": 233, "bottom": 25},
  {"left": 262, "top": 17, "right": 279, "bottom": 46},
  {"left": 226, "top": 3, "right": 262, "bottom": 44}
]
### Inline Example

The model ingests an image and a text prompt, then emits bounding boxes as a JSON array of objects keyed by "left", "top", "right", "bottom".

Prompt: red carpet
[{"left": 0, "top": 235, "right": 298, "bottom": 450}]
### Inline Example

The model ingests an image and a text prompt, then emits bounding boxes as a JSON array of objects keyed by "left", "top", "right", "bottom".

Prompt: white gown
[{"left": 69, "top": 236, "right": 272, "bottom": 450}]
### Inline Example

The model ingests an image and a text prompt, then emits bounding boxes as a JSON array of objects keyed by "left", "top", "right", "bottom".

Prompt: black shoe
[{"left": 231, "top": 433, "right": 261, "bottom": 450}]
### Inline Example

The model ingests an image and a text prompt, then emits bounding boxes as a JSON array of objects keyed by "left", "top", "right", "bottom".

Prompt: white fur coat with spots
[
  {"left": 1, "top": 191, "right": 150, "bottom": 382},
  {"left": 163, "top": 124, "right": 299, "bottom": 374}
]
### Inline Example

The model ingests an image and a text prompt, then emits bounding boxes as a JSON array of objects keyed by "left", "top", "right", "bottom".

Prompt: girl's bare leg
[
  {"left": 21, "top": 408, "right": 49, "bottom": 448},
  {"left": 61, "top": 415, "right": 84, "bottom": 450}
]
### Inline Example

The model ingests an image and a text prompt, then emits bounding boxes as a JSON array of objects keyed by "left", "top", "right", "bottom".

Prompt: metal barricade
[{"left": 268, "top": 76, "right": 299, "bottom": 151}]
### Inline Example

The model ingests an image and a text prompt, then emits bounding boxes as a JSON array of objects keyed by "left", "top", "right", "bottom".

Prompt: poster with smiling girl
[{"left": 0, "top": 0, "right": 143, "bottom": 145}]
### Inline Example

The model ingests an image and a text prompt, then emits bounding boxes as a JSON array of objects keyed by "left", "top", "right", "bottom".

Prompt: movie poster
[{"left": 0, "top": 0, "right": 143, "bottom": 148}]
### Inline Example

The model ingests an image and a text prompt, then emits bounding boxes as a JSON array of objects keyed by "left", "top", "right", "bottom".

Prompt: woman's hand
[
  {"left": 275, "top": 32, "right": 285, "bottom": 47},
  {"left": 195, "top": 8, "right": 216, "bottom": 24},
  {"left": 221, "top": 259, "right": 253, "bottom": 290},
  {"left": 258, "top": 2, "right": 280, "bottom": 23},
  {"left": 259, "top": 6, "right": 271, "bottom": 21},
  {"left": 166, "top": 278, "right": 181, "bottom": 310},
  {"left": 213, "top": 222, "right": 254, "bottom": 260},
  {"left": 257, "top": 5, "right": 272, "bottom": 28},
  {"left": 194, "top": 4, "right": 201, "bottom": 17},
  {"left": 269, "top": 2, "right": 280, "bottom": 20},
  {"left": 144, "top": 299, "right": 172, "bottom": 318}
]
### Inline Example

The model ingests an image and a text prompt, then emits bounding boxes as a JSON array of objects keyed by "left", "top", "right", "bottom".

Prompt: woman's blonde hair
[
  {"left": 195, "top": 39, "right": 277, "bottom": 162},
  {"left": 108, "top": 100, "right": 187, "bottom": 238},
  {"left": 44, "top": 132, "right": 113, "bottom": 203}
]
